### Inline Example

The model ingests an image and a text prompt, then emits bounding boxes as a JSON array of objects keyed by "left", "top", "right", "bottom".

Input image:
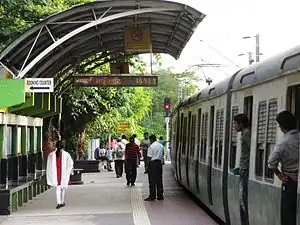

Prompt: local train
[{"left": 170, "top": 44, "right": 300, "bottom": 225}]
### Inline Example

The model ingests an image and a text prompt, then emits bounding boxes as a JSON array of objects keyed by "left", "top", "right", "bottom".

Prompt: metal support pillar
[
  {"left": 255, "top": 33, "right": 260, "bottom": 63},
  {"left": 165, "top": 116, "right": 170, "bottom": 161}
]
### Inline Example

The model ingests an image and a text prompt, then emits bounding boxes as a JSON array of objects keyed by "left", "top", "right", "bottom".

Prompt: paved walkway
[{"left": 0, "top": 162, "right": 218, "bottom": 225}]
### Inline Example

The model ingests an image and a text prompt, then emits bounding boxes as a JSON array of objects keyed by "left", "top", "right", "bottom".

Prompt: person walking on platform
[
  {"left": 125, "top": 136, "right": 140, "bottom": 186},
  {"left": 133, "top": 134, "right": 141, "bottom": 167},
  {"left": 144, "top": 134, "right": 164, "bottom": 201},
  {"left": 268, "top": 111, "right": 299, "bottom": 225},
  {"left": 140, "top": 132, "right": 150, "bottom": 173},
  {"left": 114, "top": 139, "right": 125, "bottom": 178},
  {"left": 46, "top": 140, "right": 74, "bottom": 209},
  {"left": 232, "top": 114, "right": 251, "bottom": 225}
]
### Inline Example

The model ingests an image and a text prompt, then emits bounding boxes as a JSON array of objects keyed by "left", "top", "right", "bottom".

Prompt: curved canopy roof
[{"left": 0, "top": 0, "right": 205, "bottom": 82}]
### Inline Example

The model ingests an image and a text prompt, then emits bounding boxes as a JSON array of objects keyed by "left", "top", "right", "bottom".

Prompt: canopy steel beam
[{"left": 17, "top": 7, "right": 179, "bottom": 79}]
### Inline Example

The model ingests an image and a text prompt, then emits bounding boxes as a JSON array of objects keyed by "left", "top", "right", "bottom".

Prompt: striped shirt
[{"left": 125, "top": 142, "right": 139, "bottom": 160}]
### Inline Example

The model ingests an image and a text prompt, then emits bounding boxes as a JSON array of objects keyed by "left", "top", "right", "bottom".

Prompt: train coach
[{"left": 170, "top": 44, "right": 300, "bottom": 225}]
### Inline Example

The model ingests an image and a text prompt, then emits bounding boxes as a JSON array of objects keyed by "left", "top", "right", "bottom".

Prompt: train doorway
[{"left": 287, "top": 85, "right": 300, "bottom": 128}]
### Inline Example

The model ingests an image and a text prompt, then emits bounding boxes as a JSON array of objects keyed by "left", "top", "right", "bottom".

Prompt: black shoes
[
  {"left": 144, "top": 196, "right": 164, "bottom": 201},
  {"left": 157, "top": 196, "right": 164, "bottom": 200},
  {"left": 56, "top": 203, "right": 66, "bottom": 209},
  {"left": 131, "top": 183, "right": 135, "bottom": 186},
  {"left": 144, "top": 197, "right": 156, "bottom": 201}
]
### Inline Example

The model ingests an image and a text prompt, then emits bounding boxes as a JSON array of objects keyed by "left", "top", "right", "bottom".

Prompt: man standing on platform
[
  {"left": 268, "top": 111, "right": 299, "bottom": 225},
  {"left": 144, "top": 134, "right": 164, "bottom": 201},
  {"left": 140, "top": 132, "right": 150, "bottom": 173},
  {"left": 125, "top": 136, "right": 140, "bottom": 186}
]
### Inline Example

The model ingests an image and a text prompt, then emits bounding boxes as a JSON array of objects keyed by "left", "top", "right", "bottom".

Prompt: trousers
[
  {"left": 148, "top": 160, "right": 163, "bottom": 198},
  {"left": 239, "top": 168, "right": 249, "bottom": 225},
  {"left": 143, "top": 150, "right": 148, "bottom": 172},
  {"left": 125, "top": 159, "right": 137, "bottom": 184},
  {"left": 281, "top": 178, "right": 297, "bottom": 225},
  {"left": 115, "top": 160, "right": 124, "bottom": 177},
  {"left": 56, "top": 186, "right": 66, "bottom": 204}
]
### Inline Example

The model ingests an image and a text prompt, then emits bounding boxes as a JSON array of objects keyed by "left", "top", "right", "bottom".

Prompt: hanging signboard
[
  {"left": 124, "top": 26, "right": 152, "bottom": 52},
  {"left": 73, "top": 75, "right": 158, "bottom": 87}
]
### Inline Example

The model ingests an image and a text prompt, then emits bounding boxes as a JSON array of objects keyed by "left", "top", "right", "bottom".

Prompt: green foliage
[
  {"left": 140, "top": 68, "right": 199, "bottom": 137},
  {"left": 0, "top": 0, "right": 95, "bottom": 50}
]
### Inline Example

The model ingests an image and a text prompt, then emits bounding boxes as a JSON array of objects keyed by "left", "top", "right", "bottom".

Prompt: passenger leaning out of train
[
  {"left": 268, "top": 111, "right": 299, "bottom": 225},
  {"left": 233, "top": 114, "right": 251, "bottom": 225},
  {"left": 144, "top": 134, "right": 164, "bottom": 201}
]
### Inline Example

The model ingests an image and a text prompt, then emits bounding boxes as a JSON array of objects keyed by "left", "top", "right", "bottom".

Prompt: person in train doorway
[
  {"left": 268, "top": 111, "right": 299, "bottom": 225},
  {"left": 125, "top": 136, "right": 140, "bottom": 186},
  {"left": 114, "top": 139, "right": 125, "bottom": 178},
  {"left": 46, "top": 140, "right": 74, "bottom": 209},
  {"left": 144, "top": 134, "right": 164, "bottom": 201},
  {"left": 140, "top": 132, "right": 150, "bottom": 173},
  {"left": 233, "top": 114, "right": 251, "bottom": 225}
]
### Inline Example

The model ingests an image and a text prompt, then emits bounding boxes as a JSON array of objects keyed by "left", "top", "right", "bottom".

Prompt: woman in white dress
[{"left": 46, "top": 140, "right": 74, "bottom": 209}]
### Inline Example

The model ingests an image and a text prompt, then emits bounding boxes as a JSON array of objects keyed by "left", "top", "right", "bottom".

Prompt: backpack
[{"left": 115, "top": 144, "right": 124, "bottom": 158}]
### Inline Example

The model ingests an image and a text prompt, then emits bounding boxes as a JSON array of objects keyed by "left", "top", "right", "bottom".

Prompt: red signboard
[{"left": 73, "top": 75, "right": 158, "bottom": 87}]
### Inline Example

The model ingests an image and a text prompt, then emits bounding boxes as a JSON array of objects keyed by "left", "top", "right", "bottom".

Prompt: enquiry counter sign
[{"left": 25, "top": 78, "right": 54, "bottom": 93}]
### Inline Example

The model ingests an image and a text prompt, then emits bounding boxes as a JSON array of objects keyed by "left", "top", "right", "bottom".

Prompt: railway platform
[{"left": 0, "top": 162, "right": 218, "bottom": 225}]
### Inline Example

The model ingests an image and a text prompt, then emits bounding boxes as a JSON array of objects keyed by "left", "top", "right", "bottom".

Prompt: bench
[
  {"left": 74, "top": 160, "right": 100, "bottom": 173},
  {"left": 0, "top": 171, "right": 49, "bottom": 215},
  {"left": 70, "top": 169, "right": 83, "bottom": 185}
]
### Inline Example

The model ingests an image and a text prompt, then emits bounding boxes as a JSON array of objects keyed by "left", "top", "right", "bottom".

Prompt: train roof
[
  {"left": 182, "top": 76, "right": 232, "bottom": 107},
  {"left": 232, "top": 44, "right": 300, "bottom": 89}
]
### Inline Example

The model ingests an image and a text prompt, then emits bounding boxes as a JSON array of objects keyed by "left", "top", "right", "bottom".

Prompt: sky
[{"left": 142, "top": 0, "right": 300, "bottom": 89}]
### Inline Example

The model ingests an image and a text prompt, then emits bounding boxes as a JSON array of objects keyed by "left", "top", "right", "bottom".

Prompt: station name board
[{"left": 73, "top": 75, "right": 158, "bottom": 87}]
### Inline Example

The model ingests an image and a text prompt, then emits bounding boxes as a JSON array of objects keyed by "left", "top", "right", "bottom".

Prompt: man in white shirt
[{"left": 144, "top": 134, "right": 164, "bottom": 201}]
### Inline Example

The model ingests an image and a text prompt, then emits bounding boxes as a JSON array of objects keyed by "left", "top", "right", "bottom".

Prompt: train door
[
  {"left": 186, "top": 111, "right": 192, "bottom": 187},
  {"left": 195, "top": 108, "right": 201, "bottom": 194},
  {"left": 207, "top": 105, "right": 215, "bottom": 205}
]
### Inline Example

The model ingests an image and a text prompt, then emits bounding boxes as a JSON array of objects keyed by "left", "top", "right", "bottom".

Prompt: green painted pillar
[
  {"left": 28, "top": 127, "right": 35, "bottom": 173},
  {"left": 30, "top": 127, "right": 34, "bottom": 154},
  {"left": 12, "top": 126, "right": 18, "bottom": 156},
  {"left": 21, "top": 127, "right": 26, "bottom": 155},
  {"left": 0, "top": 125, "right": 3, "bottom": 159},
  {"left": 11, "top": 126, "right": 18, "bottom": 180},
  {"left": 36, "top": 127, "right": 41, "bottom": 152},
  {"left": 0, "top": 125, "right": 7, "bottom": 184},
  {"left": 36, "top": 127, "right": 42, "bottom": 170},
  {"left": 20, "top": 126, "right": 27, "bottom": 177}
]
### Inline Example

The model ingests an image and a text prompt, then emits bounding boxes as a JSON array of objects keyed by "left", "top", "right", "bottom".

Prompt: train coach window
[
  {"left": 190, "top": 115, "right": 197, "bottom": 157},
  {"left": 182, "top": 117, "right": 188, "bottom": 155},
  {"left": 264, "top": 99, "right": 278, "bottom": 180},
  {"left": 214, "top": 109, "right": 224, "bottom": 168},
  {"left": 200, "top": 112, "right": 208, "bottom": 162},
  {"left": 197, "top": 109, "right": 202, "bottom": 157},
  {"left": 255, "top": 101, "right": 267, "bottom": 178},
  {"left": 229, "top": 106, "right": 239, "bottom": 169},
  {"left": 214, "top": 110, "right": 220, "bottom": 167}
]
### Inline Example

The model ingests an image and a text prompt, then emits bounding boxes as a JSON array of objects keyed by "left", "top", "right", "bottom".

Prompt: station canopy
[{"left": 0, "top": 0, "right": 205, "bottom": 91}]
